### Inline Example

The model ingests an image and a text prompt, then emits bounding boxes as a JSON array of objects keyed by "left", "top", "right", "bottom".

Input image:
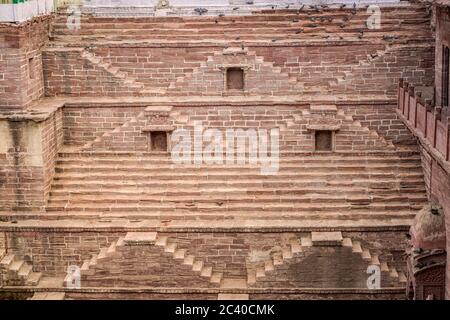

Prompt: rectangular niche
[
  {"left": 28, "top": 57, "right": 35, "bottom": 79},
  {"left": 150, "top": 131, "right": 168, "bottom": 152},
  {"left": 315, "top": 130, "right": 333, "bottom": 151},
  {"left": 226, "top": 67, "right": 244, "bottom": 90}
]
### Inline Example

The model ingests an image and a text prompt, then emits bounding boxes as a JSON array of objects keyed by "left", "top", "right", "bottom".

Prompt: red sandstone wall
[
  {"left": 397, "top": 81, "right": 450, "bottom": 299},
  {"left": 252, "top": 45, "right": 435, "bottom": 96},
  {"left": 42, "top": 49, "right": 143, "bottom": 97},
  {"left": 42, "top": 44, "right": 435, "bottom": 98},
  {"left": 95, "top": 47, "right": 218, "bottom": 89},
  {"left": 435, "top": 6, "right": 450, "bottom": 107},
  {"left": 0, "top": 16, "right": 50, "bottom": 109},
  {"left": 2, "top": 231, "right": 406, "bottom": 283}
]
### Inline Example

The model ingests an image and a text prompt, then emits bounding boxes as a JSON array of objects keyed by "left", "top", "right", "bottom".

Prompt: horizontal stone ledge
[
  {"left": 0, "top": 286, "right": 406, "bottom": 295},
  {"left": 54, "top": 38, "right": 435, "bottom": 49},
  {"left": 311, "top": 231, "right": 343, "bottom": 246},
  {"left": 123, "top": 231, "right": 157, "bottom": 245},
  {"left": 0, "top": 219, "right": 412, "bottom": 233},
  {"left": 306, "top": 124, "right": 341, "bottom": 131},
  {"left": 141, "top": 125, "right": 175, "bottom": 132}
]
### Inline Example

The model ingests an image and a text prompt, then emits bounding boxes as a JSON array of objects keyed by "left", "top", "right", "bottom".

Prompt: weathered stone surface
[{"left": 311, "top": 232, "right": 343, "bottom": 246}]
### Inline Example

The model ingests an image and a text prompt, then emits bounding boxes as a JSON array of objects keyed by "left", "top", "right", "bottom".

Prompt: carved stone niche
[
  {"left": 141, "top": 106, "right": 174, "bottom": 152},
  {"left": 218, "top": 64, "right": 251, "bottom": 94},
  {"left": 307, "top": 118, "right": 340, "bottom": 152},
  {"left": 406, "top": 248, "right": 446, "bottom": 300}
]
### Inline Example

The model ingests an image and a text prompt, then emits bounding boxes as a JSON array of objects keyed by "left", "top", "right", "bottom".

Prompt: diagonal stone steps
[
  {"left": 248, "top": 232, "right": 406, "bottom": 287},
  {"left": 0, "top": 253, "right": 42, "bottom": 287},
  {"left": 68, "top": 232, "right": 223, "bottom": 288}
]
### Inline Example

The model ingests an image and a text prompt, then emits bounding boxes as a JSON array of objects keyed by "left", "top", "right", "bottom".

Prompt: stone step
[
  {"left": 210, "top": 272, "right": 223, "bottom": 284},
  {"left": 173, "top": 249, "right": 187, "bottom": 260},
  {"left": 124, "top": 232, "right": 157, "bottom": 245},
  {"left": 342, "top": 238, "right": 353, "bottom": 247},
  {"left": 183, "top": 255, "right": 195, "bottom": 266},
  {"left": 81, "top": 260, "right": 91, "bottom": 272},
  {"left": 89, "top": 256, "right": 97, "bottom": 267},
  {"left": 107, "top": 242, "right": 117, "bottom": 255},
  {"left": 55, "top": 156, "right": 422, "bottom": 166},
  {"left": 352, "top": 241, "right": 363, "bottom": 253},
  {"left": 50, "top": 179, "right": 426, "bottom": 191},
  {"left": 52, "top": 172, "right": 424, "bottom": 183},
  {"left": 165, "top": 242, "right": 177, "bottom": 254},
  {"left": 311, "top": 232, "right": 343, "bottom": 246},
  {"left": 218, "top": 293, "right": 249, "bottom": 300},
  {"left": 17, "top": 264, "right": 33, "bottom": 279},
  {"left": 272, "top": 253, "right": 283, "bottom": 266},
  {"left": 361, "top": 249, "right": 372, "bottom": 261},
  {"left": 390, "top": 268, "right": 399, "bottom": 278},
  {"left": 51, "top": 18, "right": 427, "bottom": 32},
  {"left": 46, "top": 194, "right": 427, "bottom": 206},
  {"left": 371, "top": 255, "right": 381, "bottom": 266},
  {"left": 116, "top": 237, "right": 125, "bottom": 247},
  {"left": 40, "top": 209, "right": 418, "bottom": 221},
  {"left": 398, "top": 272, "right": 407, "bottom": 283},
  {"left": 26, "top": 272, "right": 42, "bottom": 286},
  {"left": 45, "top": 202, "right": 425, "bottom": 213},
  {"left": 282, "top": 248, "right": 293, "bottom": 259},
  {"left": 265, "top": 260, "right": 274, "bottom": 272},
  {"left": 9, "top": 260, "right": 24, "bottom": 274},
  {"left": 97, "top": 248, "right": 108, "bottom": 261},
  {"left": 0, "top": 254, "right": 16, "bottom": 269},
  {"left": 49, "top": 185, "right": 427, "bottom": 197},
  {"left": 290, "top": 239, "right": 302, "bottom": 254},
  {"left": 55, "top": 164, "right": 422, "bottom": 173},
  {"left": 201, "top": 266, "right": 213, "bottom": 278},
  {"left": 256, "top": 266, "right": 265, "bottom": 278},
  {"left": 155, "top": 236, "right": 168, "bottom": 246},
  {"left": 192, "top": 260, "right": 204, "bottom": 272},
  {"left": 30, "top": 292, "right": 65, "bottom": 300},
  {"left": 56, "top": 150, "right": 420, "bottom": 159},
  {"left": 380, "top": 262, "right": 390, "bottom": 272}
]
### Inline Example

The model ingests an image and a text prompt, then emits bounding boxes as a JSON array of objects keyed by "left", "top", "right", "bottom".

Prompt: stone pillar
[
  {"left": 0, "top": 15, "right": 50, "bottom": 109},
  {"left": 0, "top": 109, "right": 63, "bottom": 212}
]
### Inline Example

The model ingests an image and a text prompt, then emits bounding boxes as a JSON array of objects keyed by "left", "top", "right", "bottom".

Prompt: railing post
[
  {"left": 403, "top": 81, "right": 409, "bottom": 116},
  {"left": 398, "top": 78, "right": 404, "bottom": 110},
  {"left": 424, "top": 101, "right": 433, "bottom": 139},
  {"left": 414, "top": 92, "right": 422, "bottom": 128},
  {"left": 407, "top": 85, "right": 415, "bottom": 121},
  {"left": 434, "top": 107, "right": 442, "bottom": 148}
]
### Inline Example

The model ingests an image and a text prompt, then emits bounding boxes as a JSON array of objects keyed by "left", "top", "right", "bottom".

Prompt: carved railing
[{"left": 397, "top": 79, "right": 450, "bottom": 162}]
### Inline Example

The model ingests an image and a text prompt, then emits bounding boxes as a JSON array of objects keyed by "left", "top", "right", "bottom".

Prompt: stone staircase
[
  {"left": 65, "top": 232, "right": 222, "bottom": 288},
  {"left": 50, "top": 5, "right": 431, "bottom": 44},
  {"left": 45, "top": 148, "right": 427, "bottom": 222},
  {"left": 80, "top": 50, "right": 145, "bottom": 91},
  {"left": 248, "top": 232, "right": 407, "bottom": 287},
  {"left": 0, "top": 251, "right": 42, "bottom": 287}
]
